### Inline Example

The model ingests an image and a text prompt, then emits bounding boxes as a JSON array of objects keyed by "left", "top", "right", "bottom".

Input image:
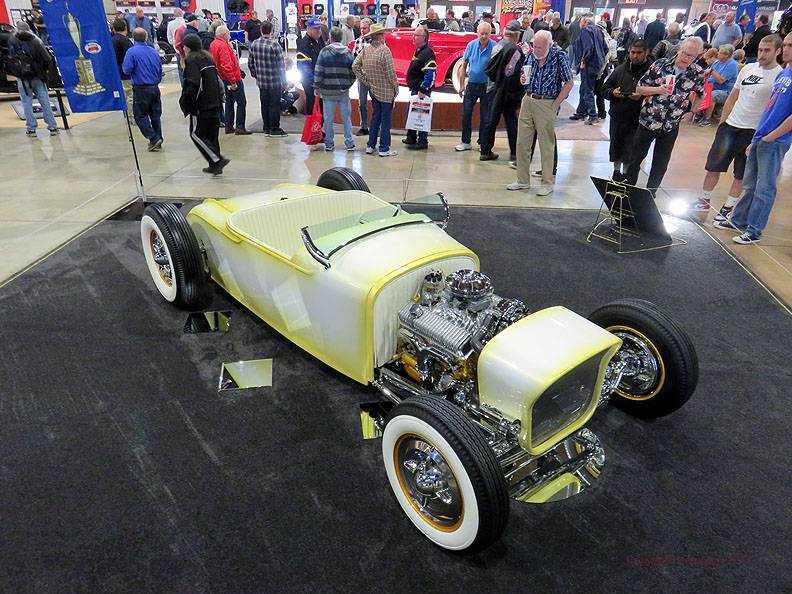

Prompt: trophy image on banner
[{"left": 63, "top": 3, "right": 105, "bottom": 95}]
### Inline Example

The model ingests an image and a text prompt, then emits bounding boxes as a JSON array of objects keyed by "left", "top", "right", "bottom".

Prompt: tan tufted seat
[{"left": 228, "top": 191, "right": 390, "bottom": 258}]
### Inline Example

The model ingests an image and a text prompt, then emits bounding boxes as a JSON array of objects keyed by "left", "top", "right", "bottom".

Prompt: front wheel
[
  {"left": 316, "top": 167, "right": 370, "bottom": 192},
  {"left": 588, "top": 299, "right": 698, "bottom": 417},
  {"left": 450, "top": 59, "right": 464, "bottom": 93},
  {"left": 382, "top": 395, "right": 509, "bottom": 552}
]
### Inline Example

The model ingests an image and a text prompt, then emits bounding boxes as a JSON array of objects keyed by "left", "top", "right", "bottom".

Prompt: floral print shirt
[{"left": 638, "top": 58, "right": 706, "bottom": 132}]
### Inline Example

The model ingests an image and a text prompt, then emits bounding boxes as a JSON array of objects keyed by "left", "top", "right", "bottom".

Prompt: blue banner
[
  {"left": 737, "top": 0, "right": 758, "bottom": 33},
  {"left": 41, "top": 0, "right": 126, "bottom": 112}
]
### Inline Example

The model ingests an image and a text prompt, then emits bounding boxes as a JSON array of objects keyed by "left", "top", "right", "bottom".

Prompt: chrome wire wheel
[
  {"left": 395, "top": 434, "right": 463, "bottom": 531},
  {"left": 149, "top": 229, "right": 174, "bottom": 288},
  {"left": 609, "top": 326, "right": 664, "bottom": 400}
]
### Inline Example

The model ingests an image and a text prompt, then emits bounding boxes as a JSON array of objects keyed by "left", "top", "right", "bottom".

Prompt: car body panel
[{"left": 187, "top": 185, "right": 478, "bottom": 384}]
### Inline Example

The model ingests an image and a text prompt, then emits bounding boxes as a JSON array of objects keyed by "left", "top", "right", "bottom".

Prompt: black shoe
[
  {"left": 356, "top": 128, "right": 369, "bottom": 136},
  {"left": 598, "top": 113, "right": 607, "bottom": 120},
  {"left": 479, "top": 152, "right": 498, "bottom": 161},
  {"left": 569, "top": 114, "right": 582, "bottom": 120},
  {"left": 402, "top": 138, "right": 416, "bottom": 145},
  {"left": 612, "top": 171, "right": 623, "bottom": 182},
  {"left": 584, "top": 116, "right": 596, "bottom": 125},
  {"left": 269, "top": 129, "right": 288, "bottom": 138},
  {"left": 406, "top": 143, "right": 428, "bottom": 150},
  {"left": 204, "top": 157, "right": 230, "bottom": 176},
  {"left": 509, "top": 154, "right": 516, "bottom": 162}
]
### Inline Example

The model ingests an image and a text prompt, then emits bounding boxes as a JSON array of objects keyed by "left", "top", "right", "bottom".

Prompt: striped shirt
[
  {"left": 524, "top": 46, "right": 572, "bottom": 97},
  {"left": 248, "top": 36, "right": 286, "bottom": 90}
]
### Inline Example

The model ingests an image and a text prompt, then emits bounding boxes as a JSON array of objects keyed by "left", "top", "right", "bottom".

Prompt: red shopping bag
[
  {"left": 695, "top": 80, "right": 713, "bottom": 113},
  {"left": 301, "top": 100, "right": 323, "bottom": 145}
]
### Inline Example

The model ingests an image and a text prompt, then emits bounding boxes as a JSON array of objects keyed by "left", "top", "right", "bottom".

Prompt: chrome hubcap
[
  {"left": 397, "top": 436, "right": 462, "bottom": 528},
  {"left": 612, "top": 331, "right": 660, "bottom": 395},
  {"left": 150, "top": 230, "right": 173, "bottom": 286}
]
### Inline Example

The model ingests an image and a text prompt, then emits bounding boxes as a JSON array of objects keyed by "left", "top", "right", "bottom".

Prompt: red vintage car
[{"left": 352, "top": 28, "right": 501, "bottom": 91}]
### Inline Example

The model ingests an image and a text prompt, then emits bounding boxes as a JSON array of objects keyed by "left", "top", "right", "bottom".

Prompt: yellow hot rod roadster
[{"left": 140, "top": 167, "right": 698, "bottom": 552}]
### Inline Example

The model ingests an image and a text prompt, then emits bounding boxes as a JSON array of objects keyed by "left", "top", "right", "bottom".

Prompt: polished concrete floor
[{"left": 1, "top": 71, "right": 791, "bottom": 307}]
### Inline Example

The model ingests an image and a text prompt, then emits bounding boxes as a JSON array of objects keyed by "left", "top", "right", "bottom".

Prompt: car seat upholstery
[{"left": 228, "top": 191, "right": 390, "bottom": 258}]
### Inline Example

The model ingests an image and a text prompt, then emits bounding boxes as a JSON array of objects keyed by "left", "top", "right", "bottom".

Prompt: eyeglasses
[{"left": 679, "top": 51, "right": 699, "bottom": 60}]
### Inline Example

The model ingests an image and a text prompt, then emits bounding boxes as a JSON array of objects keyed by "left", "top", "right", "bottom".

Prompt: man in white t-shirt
[{"left": 692, "top": 35, "right": 783, "bottom": 216}]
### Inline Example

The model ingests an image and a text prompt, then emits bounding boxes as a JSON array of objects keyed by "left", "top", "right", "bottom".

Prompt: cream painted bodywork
[
  {"left": 186, "top": 184, "right": 477, "bottom": 384},
  {"left": 477, "top": 307, "right": 622, "bottom": 455}
]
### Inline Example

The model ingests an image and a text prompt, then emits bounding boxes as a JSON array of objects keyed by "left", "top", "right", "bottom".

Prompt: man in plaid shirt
[{"left": 249, "top": 21, "right": 288, "bottom": 137}]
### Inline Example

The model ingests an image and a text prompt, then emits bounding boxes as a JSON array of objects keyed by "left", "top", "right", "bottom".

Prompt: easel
[{"left": 587, "top": 176, "right": 686, "bottom": 254}]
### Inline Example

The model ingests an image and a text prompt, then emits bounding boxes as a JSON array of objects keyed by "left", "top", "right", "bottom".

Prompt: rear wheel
[
  {"left": 588, "top": 299, "right": 698, "bottom": 417},
  {"left": 316, "top": 167, "right": 371, "bottom": 192},
  {"left": 382, "top": 395, "right": 509, "bottom": 552},
  {"left": 140, "top": 202, "right": 207, "bottom": 309}
]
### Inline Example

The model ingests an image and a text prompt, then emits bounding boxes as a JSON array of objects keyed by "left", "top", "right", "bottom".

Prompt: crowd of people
[{"left": 6, "top": 6, "right": 792, "bottom": 243}]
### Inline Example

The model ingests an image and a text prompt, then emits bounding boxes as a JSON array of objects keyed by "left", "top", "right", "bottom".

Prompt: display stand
[{"left": 587, "top": 176, "right": 686, "bottom": 254}]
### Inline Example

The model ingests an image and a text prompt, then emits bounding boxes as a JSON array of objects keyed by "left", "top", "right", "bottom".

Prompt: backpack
[{"left": 7, "top": 41, "right": 38, "bottom": 80}]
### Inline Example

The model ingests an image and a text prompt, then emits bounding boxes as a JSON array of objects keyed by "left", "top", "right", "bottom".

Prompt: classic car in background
[
  {"left": 140, "top": 167, "right": 698, "bottom": 552},
  {"left": 352, "top": 28, "right": 501, "bottom": 92}
]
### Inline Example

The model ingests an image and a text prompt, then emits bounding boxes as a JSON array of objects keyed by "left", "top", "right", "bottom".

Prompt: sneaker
[
  {"left": 531, "top": 170, "right": 543, "bottom": 178},
  {"left": 690, "top": 198, "right": 711, "bottom": 212},
  {"left": 26, "top": 129, "right": 36, "bottom": 137},
  {"left": 732, "top": 232, "right": 760, "bottom": 245},
  {"left": 324, "top": 145, "right": 335, "bottom": 151},
  {"left": 584, "top": 116, "right": 596, "bottom": 125},
  {"left": 407, "top": 143, "right": 428, "bottom": 150},
  {"left": 234, "top": 128, "right": 253, "bottom": 135},
  {"left": 535, "top": 186, "right": 554, "bottom": 197},
  {"left": 148, "top": 138, "right": 163, "bottom": 152},
  {"left": 455, "top": 142, "right": 472, "bottom": 151},
  {"left": 612, "top": 171, "right": 624, "bottom": 182},
  {"left": 712, "top": 219, "right": 737, "bottom": 231},
  {"left": 402, "top": 138, "right": 416, "bottom": 145},
  {"left": 356, "top": 128, "right": 369, "bottom": 136},
  {"left": 569, "top": 114, "right": 582, "bottom": 120},
  {"left": 378, "top": 149, "right": 397, "bottom": 157},
  {"left": 346, "top": 145, "right": 355, "bottom": 152},
  {"left": 203, "top": 157, "right": 231, "bottom": 176},
  {"left": 713, "top": 205, "right": 734, "bottom": 223},
  {"left": 225, "top": 127, "right": 235, "bottom": 135},
  {"left": 49, "top": 128, "right": 59, "bottom": 136},
  {"left": 508, "top": 161, "right": 517, "bottom": 169},
  {"left": 263, "top": 130, "right": 272, "bottom": 137},
  {"left": 698, "top": 119, "right": 712, "bottom": 127},
  {"left": 506, "top": 181, "right": 531, "bottom": 191},
  {"left": 269, "top": 129, "right": 288, "bottom": 138},
  {"left": 480, "top": 152, "right": 498, "bottom": 161},
  {"left": 365, "top": 146, "right": 375, "bottom": 154}
]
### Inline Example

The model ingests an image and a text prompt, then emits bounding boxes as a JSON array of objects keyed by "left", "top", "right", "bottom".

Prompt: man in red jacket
[{"left": 210, "top": 25, "right": 251, "bottom": 134}]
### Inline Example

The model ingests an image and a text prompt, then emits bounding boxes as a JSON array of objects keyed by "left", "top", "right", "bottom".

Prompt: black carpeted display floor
[{"left": 1, "top": 207, "right": 791, "bottom": 593}]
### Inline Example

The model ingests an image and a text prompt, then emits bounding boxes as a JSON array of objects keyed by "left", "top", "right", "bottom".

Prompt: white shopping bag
[{"left": 405, "top": 95, "right": 433, "bottom": 133}]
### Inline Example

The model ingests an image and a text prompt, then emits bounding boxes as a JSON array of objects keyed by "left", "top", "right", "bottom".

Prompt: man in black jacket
[
  {"left": 742, "top": 14, "right": 771, "bottom": 63},
  {"left": 643, "top": 13, "right": 666, "bottom": 54},
  {"left": 602, "top": 40, "right": 651, "bottom": 181},
  {"left": 403, "top": 26, "right": 436, "bottom": 150},
  {"left": 479, "top": 20, "right": 524, "bottom": 163},
  {"left": 179, "top": 35, "right": 229, "bottom": 175}
]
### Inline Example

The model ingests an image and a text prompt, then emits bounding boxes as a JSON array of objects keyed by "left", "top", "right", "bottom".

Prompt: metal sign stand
[{"left": 123, "top": 109, "right": 147, "bottom": 203}]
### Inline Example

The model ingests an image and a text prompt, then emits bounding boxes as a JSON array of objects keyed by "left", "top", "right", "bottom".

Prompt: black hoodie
[
  {"left": 8, "top": 31, "right": 51, "bottom": 81},
  {"left": 602, "top": 58, "right": 653, "bottom": 122}
]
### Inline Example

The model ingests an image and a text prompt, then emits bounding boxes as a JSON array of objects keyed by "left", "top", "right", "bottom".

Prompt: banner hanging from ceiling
[{"left": 41, "top": 0, "right": 125, "bottom": 112}]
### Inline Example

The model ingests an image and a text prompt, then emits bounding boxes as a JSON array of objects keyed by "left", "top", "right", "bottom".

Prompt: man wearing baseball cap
[{"left": 297, "top": 17, "right": 327, "bottom": 115}]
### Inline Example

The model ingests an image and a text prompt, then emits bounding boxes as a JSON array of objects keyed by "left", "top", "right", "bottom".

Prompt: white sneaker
[
  {"left": 365, "top": 146, "right": 375, "bottom": 154},
  {"left": 378, "top": 150, "right": 397, "bottom": 157},
  {"left": 508, "top": 161, "right": 517, "bottom": 169},
  {"left": 531, "top": 170, "right": 542, "bottom": 178},
  {"left": 506, "top": 181, "right": 531, "bottom": 191},
  {"left": 535, "top": 186, "right": 554, "bottom": 197},
  {"left": 455, "top": 143, "right": 472, "bottom": 152}
]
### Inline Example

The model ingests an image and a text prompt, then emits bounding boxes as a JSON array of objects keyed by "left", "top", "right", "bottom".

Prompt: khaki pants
[{"left": 516, "top": 95, "right": 556, "bottom": 186}]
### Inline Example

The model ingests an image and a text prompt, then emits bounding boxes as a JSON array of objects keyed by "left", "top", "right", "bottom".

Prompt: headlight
[
  {"left": 530, "top": 354, "right": 602, "bottom": 449},
  {"left": 286, "top": 68, "right": 301, "bottom": 84}
]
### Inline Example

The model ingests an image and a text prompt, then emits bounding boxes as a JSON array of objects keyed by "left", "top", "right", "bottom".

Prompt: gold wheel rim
[
  {"left": 394, "top": 433, "right": 464, "bottom": 532},
  {"left": 608, "top": 325, "right": 666, "bottom": 400}
]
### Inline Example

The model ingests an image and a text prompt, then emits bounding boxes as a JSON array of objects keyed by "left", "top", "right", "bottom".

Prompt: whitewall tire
[{"left": 382, "top": 396, "right": 509, "bottom": 552}]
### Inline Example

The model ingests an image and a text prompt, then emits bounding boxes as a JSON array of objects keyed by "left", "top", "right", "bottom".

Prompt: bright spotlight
[
  {"left": 661, "top": 214, "right": 679, "bottom": 234},
  {"left": 286, "top": 68, "right": 302, "bottom": 84},
  {"left": 667, "top": 199, "right": 689, "bottom": 217}
]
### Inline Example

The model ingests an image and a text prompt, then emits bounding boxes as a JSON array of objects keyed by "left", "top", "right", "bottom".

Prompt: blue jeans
[
  {"left": 368, "top": 97, "right": 393, "bottom": 153},
  {"left": 17, "top": 78, "right": 57, "bottom": 131},
  {"left": 132, "top": 84, "right": 162, "bottom": 143},
  {"left": 730, "top": 139, "right": 792, "bottom": 238},
  {"left": 322, "top": 96, "right": 354, "bottom": 149},
  {"left": 358, "top": 80, "right": 369, "bottom": 129},
  {"left": 224, "top": 82, "right": 247, "bottom": 130},
  {"left": 461, "top": 82, "right": 492, "bottom": 146},
  {"left": 577, "top": 67, "right": 599, "bottom": 119}
]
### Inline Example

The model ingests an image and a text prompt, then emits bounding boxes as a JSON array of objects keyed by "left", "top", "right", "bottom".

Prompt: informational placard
[
  {"left": 405, "top": 95, "right": 433, "bottom": 132},
  {"left": 40, "top": 0, "right": 125, "bottom": 112}
]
